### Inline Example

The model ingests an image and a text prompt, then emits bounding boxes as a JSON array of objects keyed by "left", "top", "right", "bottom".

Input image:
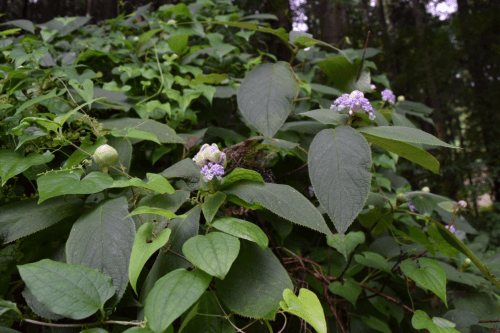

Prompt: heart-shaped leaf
[
  {"left": 328, "top": 279, "right": 362, "bottom": 307},
  {"left": 327, "top": 231, "right": 365, "bottom": 259},
  {"left": 280, "top": 288, "right": 327, "bottom": 333},
  {"left": 219, "top": 168, "right": 264, "bottom": 190},
  {"left": 0, "top": 150, "right": 54, "bottom": 185},
  {"left": 354, "top": 251, "right": 392, "bottom": 274},
  {"left": 400, "top": 258, "right": 447, "bottom": 306},
  {"left": 412, "top": 310, "right": 460, "bottom": 333}
]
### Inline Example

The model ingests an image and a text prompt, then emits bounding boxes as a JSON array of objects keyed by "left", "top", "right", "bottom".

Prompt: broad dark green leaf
[
  {"left": 357, "top": 126, "right": 458, "bottom": 148},
  {"left": 442, "top": 310, "right": 479, "bottom": 333},
  {"left": 363, "top": 134, "right": 440, "bottom": 174},
  {"left": 22, "top": 287, "right": 63, "bottom": 320},
  {"left": 427, "top": 226, "right": 460, "bottom": 257},
  {"left": 160, "top": 158, "right": 201, "bottom": 190},
  {"left": 5, "top": 19, "right": 35, "bottom": 33},
  {"left": 129, "top": 223, "right": 171, "bottom": 295},
  {"left": 182, "top": 232, "right": 240, "bottom": 279},
  {"left": 317, "top": 57, "right": 371, "bottom": 93},
  {"left": 0, "top": 150, "right": 54, "bottom": 185},
  {"left": 134, "top": 191, "right": 190, "bottom": 227},
  {"left": 101, "top": 118, "right": 184, "bottom": 144},
  {"left": 216, "top": 240, "right": 293, "bottom": 319},
  {"left": 111, "top": 173, "right": 175, "bottom": 194},
  {"left": 400, "top": 258, "right": 447, "bottom": 305},
  {"left": 202, "top": 192, "right": 226, "bottom": 223},
  {"left": 237, "top": 61, "right": 299, "bottom": 137},
  {"left": 16, "top": 88, "right": 58, "bottom": 115},
  {"left": 0, "top": 196, "right": 83, "bottom": 244},
  {"left": 223, "top": 181, "right": 332, "bottom": 236},
  {"left": 358, "top": 207, "right": 394, "bottom": 235},
  {"left": 280, "top": 288, "right": 327, "bottom": 333},
  {"left": 66, "top": 197, "right": 135, "bottom": 300},
  {"left": 110, "top": 127, "right": 160, "bottom": 144},
  {"left": 212, "top": 217, "right": 268, "bottom": 249},
  {"left": 219, "top": 168, "right": 264, "bottom": 190},
  {"left": 412, "top": 310, "right": 460, "bottom": 333},
  {"left": 18, "top": 259, "right": 115, "bottom": 320},
  {"left": 327, "top": 231, "right": 365, "bottom": 259},
  {"left": 354, "top": 251, "right": 392, "bottom": 274},
  {"left": 144, "top": 268, "right": 212, "bottom": 333},
  {"left": 328, "top": 279, "right": 362, "bottom": 307},
  {"left": 300, "top": 109, "right": 349, "bottom": 125},
  {"left": 37, "top": 170, "right": 113, "bottom": 203},
  {"left": 309, "top": 127, "right": 372, "bottom": 235}
]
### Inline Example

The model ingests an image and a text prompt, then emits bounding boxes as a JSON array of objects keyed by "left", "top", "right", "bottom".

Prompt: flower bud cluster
[
  {"left": 193, "top": 143, "right": 227, "bottom": 181},
  {"left": 381, "top": 89, "right": 396, "bottom": 105},
  {"left": 331, "top": 90, "right": 376, "bottom": 120}
]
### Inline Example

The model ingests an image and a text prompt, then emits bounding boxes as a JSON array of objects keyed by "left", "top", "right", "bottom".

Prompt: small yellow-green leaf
[{"left": 280, "top": 288, "right": 327, "bottom": 333}]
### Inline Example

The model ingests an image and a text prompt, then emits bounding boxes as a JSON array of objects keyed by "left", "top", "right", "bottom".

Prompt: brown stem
[
  {"left": 360, "top": 284, "right": 414, "bottom": 313},
  {"left": 23, "top": 319, "right": 144, "bottom": 328}
]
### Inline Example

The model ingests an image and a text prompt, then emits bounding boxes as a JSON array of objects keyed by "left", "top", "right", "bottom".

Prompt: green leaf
[
  {"left": 126, "top": 206, "right": 185, "bottom": 220},
  {"left": 68, "top": 79, "right": 94, "bottom": 105},
  {"left": 16, "top": 88, "right": 58, "bottom": 115},
  {"left": 22, "top": 287, "right": 63, "bottom": 320},
  {"left": 191, "top": 73, "right": 228, "bottom": 85},
  {"left": 327, "top": 231, "right": 365, "bottom": 259},
  {"left": 354, "top": 251, "right": 392, "bottom": 274},
  {"left": 144, "top": 268, "right": 212, "bottom": 333},
  {"left": 66, "top": 197, "right": 135, "bottom": 300},
  {"left": 101, "top": 118, "right": 184, "bottom": 144},
  {"left": 357, "top": 207, "right": 394, "bottom": 235},
  {"left": 317, "top": 57, "right": 371, "bottom": 93},
  {"left": 328, "top": 279, "right": 362, "bottom": 307},
  {"left": 301, "top": 109, "right": 349, "bottom": 125},
  {"left": 0, "top": 298, "right": 21, "bottom": 316},
  {"left": 0, "top": 150, "right": 54, "bottom": 185},
  {"left": 167, "top": 34, "right": 189, "bottom": 54},
  {"left": 357, "top": 126, "right": 458, "bottom": 148},
  {"left": 64, "top": 137, "right": 106, "bottom": 169},
  {"left": 202, "top": 192, "right": 226, "bottom": 223},
  {"left": 310, "top": 83, "right": 342, "bottom": 96},
  {"left": 216, "top": 240, "right": 293, "bottom": 319},
  {"left": 182, "top": 232, "right": 240, "bottom": 279},
  {"left": 110, "top": 127, "right": 160, "bottom": 144},
  {"left": 280, "top": 288, "right": 327, "bottom": 333},
  {"left": 111, "top": 173, "right": 175, "bottom": 194},
  {"left": 17, "top": 259, "right": 115, "bottom": 320},
  {"left": 129, "top": 223, "right": 171, "bottom": 295},
  {"left": 54, "top": 98, "right": 102, "bottom": 126},
  {"left": 0, "top": 196, "right": 83, "bottom": 244},
  {"left": 237, "top": 61, "right": 299, "bottom": 137},
  {"left": 363, "top": 134, "right": 440, "bottom": 174},
  {"left": 223, "top": 181, "right": 332, "bottom": 236},
  {"left": 219, "top": 168, "right": 264, "bottom": 190},
  {"left": 427, "top": 225, "right": 460, "bottom": 257},
  {"left": 211, "top": 21, "right": 288, "bottom": 44},
  {"left": 309, "top": 127, "right": 372, "bottom": 235},
  {"left": 412, "top": 310, "right": 460, "bottom": 333},
  {"left": 36, "top": 171, "right": 113, "bottom": 203},
  {"left": 212, "top": 217, "right": 268, "bottom": 250},
  {"left": 400, "top": 258, "right": 447, "bottom": 306},
  {"left": 360, "top": 316, "right": 391, "bottom": 333},
  {"left": 396, "top": 101, "right": 433, "bottom": 115},
  {"left": 134, "top": 191, "right": 190, "bottom": 227},
  {"left": 5, "top": 19, "right": 35, "bottom": 33},
  {"left": 442, "top": 310, "right": 479, "bottom": 333},
  {"left": 138, "top": 28, "right": 163, "bottom": 44},
  {"left": 0, "top": 28, "right": 21, "bottom": 36}
]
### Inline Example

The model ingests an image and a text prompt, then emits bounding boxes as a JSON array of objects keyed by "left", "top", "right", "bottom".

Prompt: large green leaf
[
  {"left": 182, "top": 232, "right": 240, "bottom": 279},
  {"left": 363, "top": 134, "right": 440, "bottom": 174},
  {"left": 202, "top": 192, "right": 226, "bottom": 223},
  {"left": 0, "top": 150, "right": 54, "bottom": 185},
  {"left": 223, "top": 181, "right": 332, "bottom": 236},
  {"left": 36, "top": 170, "right": 113, "bottom": 203},
  {"left": 17, "top": 259, "right": 115, "bottom": 320},
  {"left": 412, "top": 310, "right": 460, "bottom": 333},
  {"left": 101, "top": 118, "right": 184, "bottom": 144},
  {"left": 111, "top": 173, "right": 175, "bottom": 194},
  {"left": 66, "top": 197, "right": 135, "bottom": 300},
  {"left": 357, "top": 126, "right": 458, "bottom": 148},
  {"left": 160, "top": 158, "right": 201, "bottom": 190},
  {"left": 0, "top": 196, "right": 83, "bottom": 244},
  {"left": 129, "top": 223, "right": 171, "bottom": 295},
  {"left": 134, "top": 191, "right": 190, "bottom": 227},
  {"left": 22, "top": 287, "right": 63, "bottom": 320},
  {"left": 216, "top": 240, "right": 293, "bottom": 319},
  {"left": 400, "top": 258, "right": 447, "bottom": 305},
  {"left": 211, "top": 217, "right": 268, "bottom": 250},
  {"left": 327, "top": 231, "right": 365, "bottom": 259},
  {"left": 144, "top": 268, "right": 212, "bottom": 333},
  {"left": 219, "top": 168, "right": 264, "bottom": 190},
  {"left": 237, "top": 61, "right": 299, "bottom": 137},
  {"left": 328, "top": 279, "right": 362, "bottom": 307},
  {"left": 300, "top": 109, "right": 349, "bottom": 126},
  {"left": 309, "top": 127, "right": 372, "bottom": 235},
  {"left": 280, "top": 288, "right": 327, "bottom": 333},
  {"left": 317, "top": 57, "right": 371, "bottom": 93}
]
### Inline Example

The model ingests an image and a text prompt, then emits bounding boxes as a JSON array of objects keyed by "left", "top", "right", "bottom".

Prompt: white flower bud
[
  {"left": 94, "top": 144, "right": 119, "bottom": 167},
  {"left": 421, "top": 187, "right": 430, "bottom": 193}
]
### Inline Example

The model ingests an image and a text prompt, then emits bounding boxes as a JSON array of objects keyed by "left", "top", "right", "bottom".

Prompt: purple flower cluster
[
  {"left": 381, "top": 89, "right": 396, "bottom": 105},
  {"left": 331, "top": 90, "right": 376, "bottom": 120},
  {"left": 445, "top": 224, "right": 456, "bottom": 234},
  {"left": 407, "top": 201, "right": 417, "bottom": 213},
  {"left": 200, "top": 162, "right": 225, "bottom": 181}
]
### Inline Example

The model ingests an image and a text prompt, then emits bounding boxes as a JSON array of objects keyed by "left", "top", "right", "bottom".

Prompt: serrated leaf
[
  {"left": 0, "top": 150, "right": 54, "bottom": 185},
  {"left": 363, "top": 134, "right": 440, "bottom": 174},
  {"left": 167, "top": 34, "right": 189, "bottom": 54},
  {"left": 22, "top": 287, "right": 63, "bottom": 320},
  {"left": 354, "top": 251, "right": 392, "bottom": 274},
  {"left": 412, "top": 310, "right": 460, "bottom": 333},
  {"left": 328, "top": 279, "right": 362, "bottom": 307},
  {"left": 17, "top": 259, "right": 115, "bottom": 320},
  {"left": 101, "top": 118, "right": 184, "bottom": 144},
  {"left": 309, "top": 127, "right": 372, "bottom": 235},
  {"left": 216, "top": 240, "right": 293, "bottom": 319},
  {"left": 36, "top": 171, "right": 113, "bottom": 203},
  {"left": 237, "top": 61, "right": 299, "bottom": 137},
  {"left": 223, "top": 181, "right": 332, "bottom": 236},
  {"left": 126, "top": 206, "right": 185, "bottom": 220},
  {"left": 66, "top": 197, "right": 135, "bottom": 300},
  {"left": 400, "top": 258, "right": 447, "bottom": 306},
  {"left": 280, "top": 288, "right": 327, "bottom": 333},
  {"left": 212, "top": 217, "right": 268, "bottom": 249},
  {"left": 219, "top": 168, "right": 264, "bottom": 190},
  {"left": 358, "top": 126, "right": 458, "bottom": 148},
  {"left": 301, "top": 109, "right": 349, "bottom": 125},
  {"left": 144, "top": 268, "right": 212, "bottom": 333},
  {"left": 182, "top": 232, "right": 240, "bottom": 279},
  {"left": 327, "top": 231, "right": 365, "bottom": 259},
  {"left": 0, "top": 196, "right": 83, "bottom": 244},
  {"left": 129, "top": 223, "right": 171, "bottom": 295},
  {"left": 111, "top": 173, "right": 175, "bottom": 194},
  {"left": 317, "top": 57, "right": 371, "bottom": 93},
  {"left": 202, "top": 192, "right": 226, "bottom": 223}
]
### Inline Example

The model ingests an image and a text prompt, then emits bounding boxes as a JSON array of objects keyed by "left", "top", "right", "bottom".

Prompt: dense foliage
[{"left": 1, "top": 1, "right": 500, "bottom": 332}]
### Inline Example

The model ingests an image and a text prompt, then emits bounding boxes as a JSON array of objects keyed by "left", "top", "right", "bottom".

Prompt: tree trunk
[
  {"left": 321, "top": 0, "right": 344, "bottom": 45},
  {"left": 91, "top": 0, "right": 118, "bottom": 22},
  {"left": 360, "top": 0, "right": 371, "bottom": 28}
]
